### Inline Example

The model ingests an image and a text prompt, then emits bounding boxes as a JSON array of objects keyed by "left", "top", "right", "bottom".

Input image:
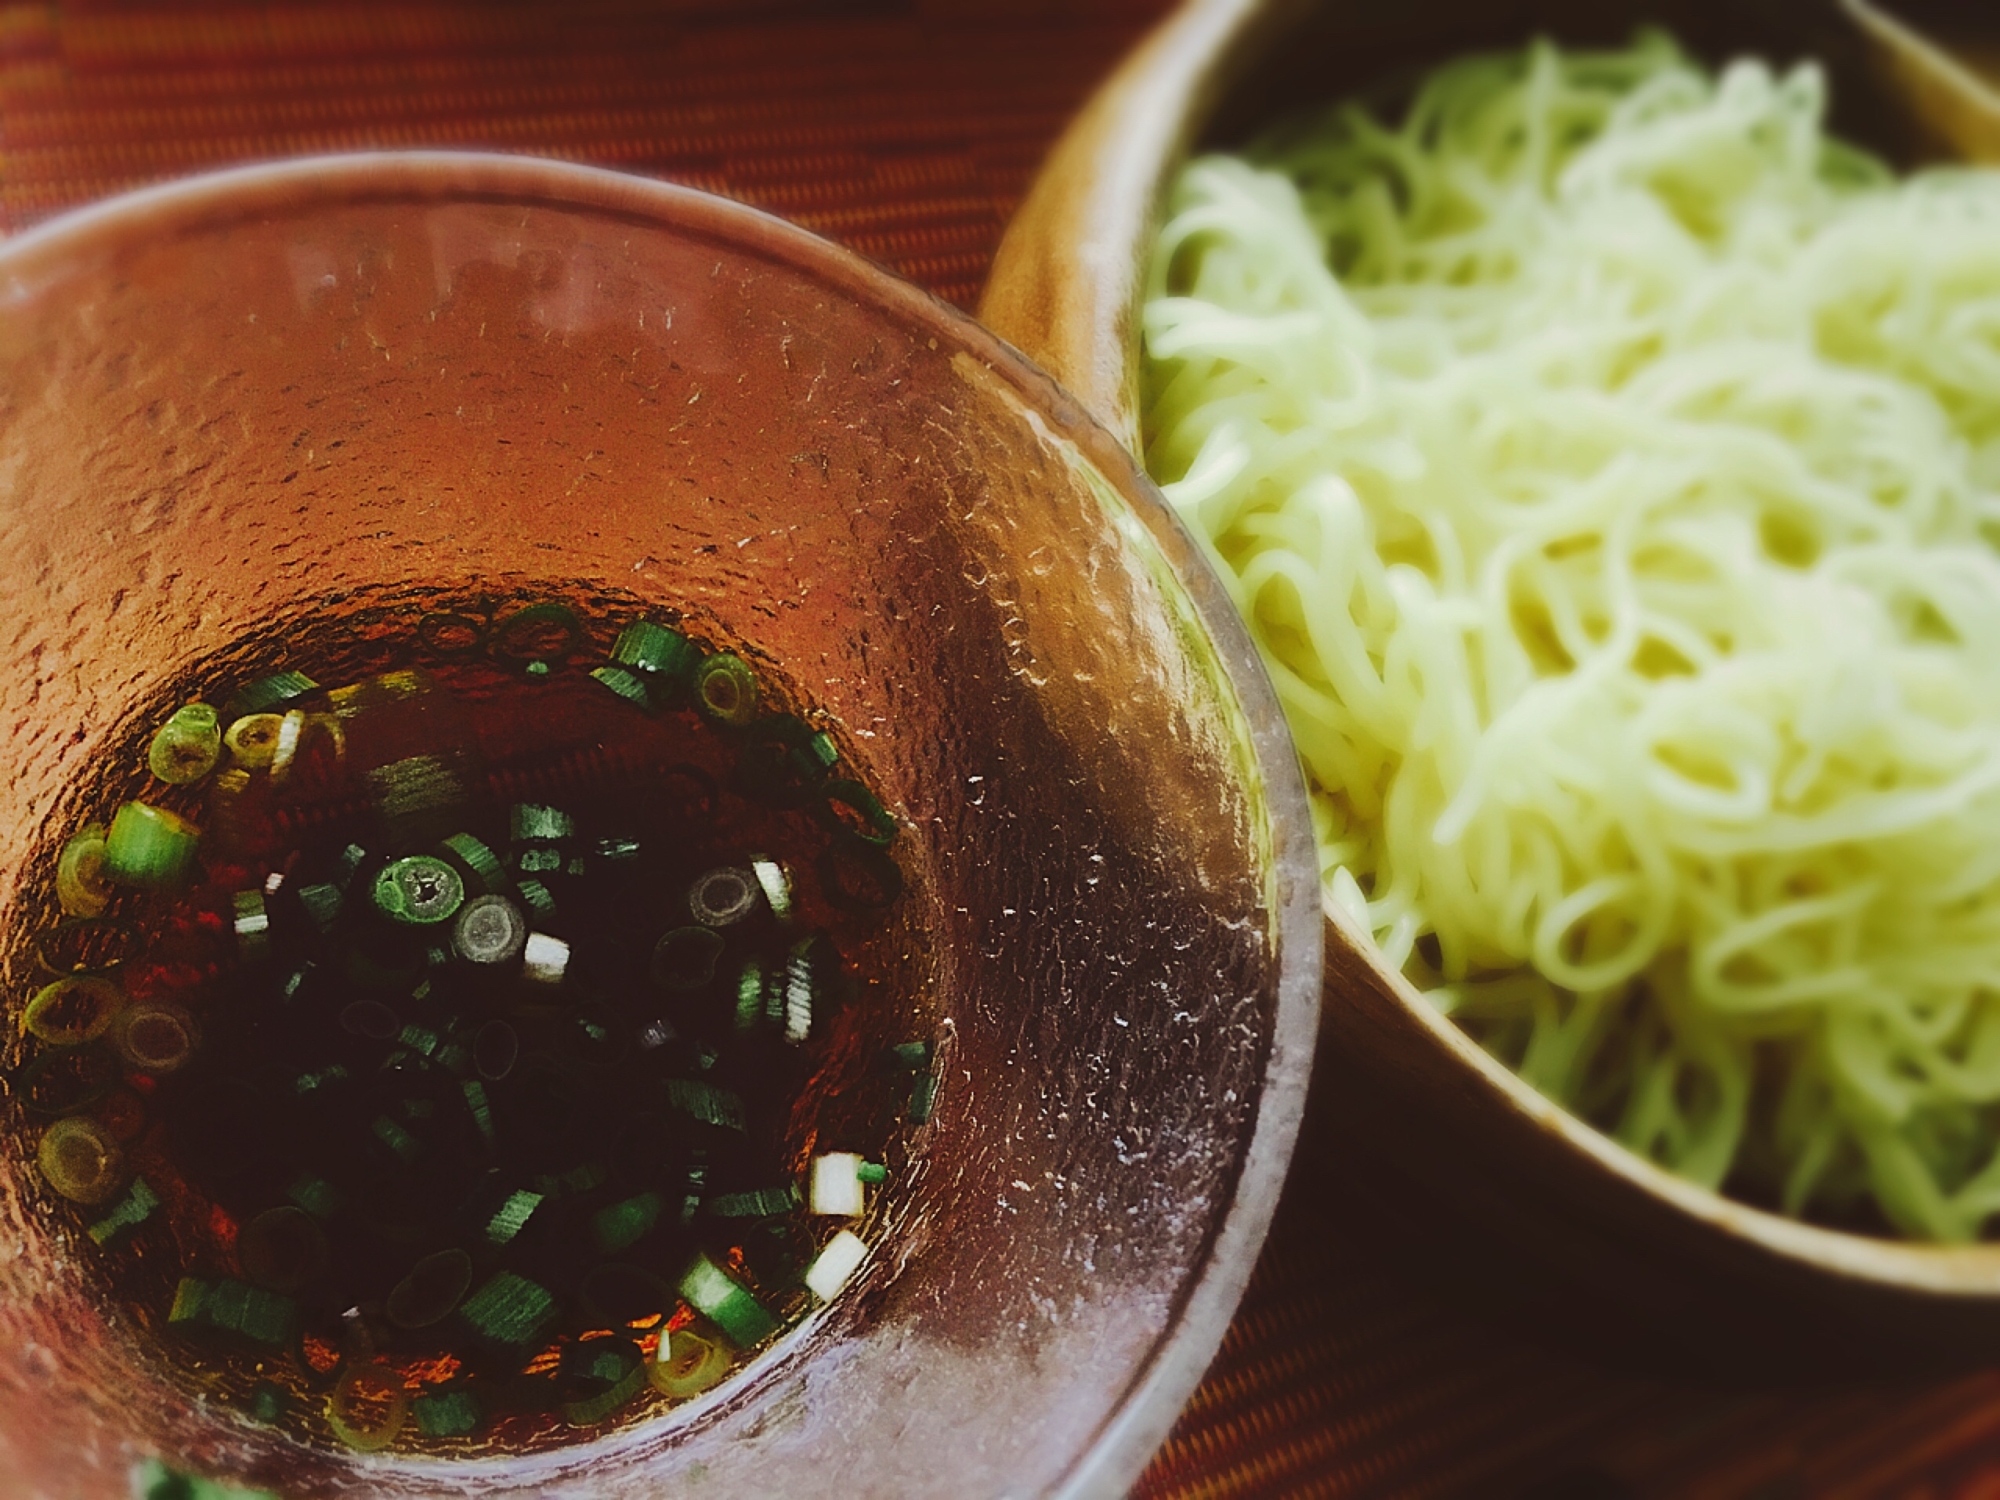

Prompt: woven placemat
[{"left": 9, "top": 5, "right": 2000, "bottom": 1496}]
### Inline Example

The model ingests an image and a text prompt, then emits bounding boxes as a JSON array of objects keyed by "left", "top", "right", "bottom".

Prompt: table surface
[{"left": 7, "top": 4, "right": 2000, "bottom": 1496}]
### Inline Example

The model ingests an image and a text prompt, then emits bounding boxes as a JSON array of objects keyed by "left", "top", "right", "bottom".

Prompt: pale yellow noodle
[{"left": 1143, "top": 32, "right": 2000, "bottom": 1239}]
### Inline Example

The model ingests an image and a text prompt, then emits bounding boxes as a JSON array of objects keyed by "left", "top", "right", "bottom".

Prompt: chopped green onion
[
  {"left": 112, "top": 1001, "right": 199, "bottom": 1074},
  {"left": 298, "top": 881, "right": 343, "bottom": 932},
  {"left": 134, "top": 1460, "right": 278, "bottom": 1500},
  {"left": 856, "top": 1161, "right": 888, "bottom": 1184},
  {"left": 592, "top": 1191, "right": 663, "bottom": 1253},
  {"left": 568, "top": 1161, "right": 609, "bottom": 1193},
  {"left": 453, "top": 894, "right": 527, "bottom": 967},
  {"left": 414, "top": 1387, "right": 483, "bottom": 1438},
  {"left": 887, "top": 1040, "right": 933, "bottom": 1071},
  {"left": 37, "top": 1116, "right": 122, "bottom": 1204},
  {"left": 168, "top": 1277, "right": 211, "bottom": 1329},
  {"left": 372, "top": 855, "right": 465, "bottom": 926},
  {"left": 458, "top": 1271, "right": 558, "bottom": 1347},
  {"left": 820, "top": 778, "right": 897, "bottom": 846},
  {"left": 103, "top": 802, "right": 200, "bottom": 888},
  {"left": 909, "top": 1072, "right": 939, "bottom": 1124},
  {"left": 194, "top": 1278, "right": 297, "bottom": 1346},
  {"left": 689, "top": 865, "right": 760, "bottom": 927},
  {"left": 473, "top": 1020, "right": 520, "bottom": 1081},
  {"left": 804, "top": 1229, "right": 869, "bottom": 1302},
  {"left": 750, "top": 858, "right": 794, "bottom": 922},
  {"left": 484, "top": 1189, "right": 542, "bottom": 1245},
  {"left": 801, "top": 729, "right": 840, "bottom": 776},
  {"left": 371, "top": 1115, "right": 420, "bottom": 1163},
  {"left": 809, "top": 1152, "right": 866, "bottom": 1217},
  {"left": 55, "top": 823, "right": 113, "bottom": 918},
  {"left": 650, "top": 926, "right": 723, "bottom": 991},
  {"left": 510, "top": 803, "right": 575, "bottom": 842},
  {"left": 223, "top": 713, "right": 285, "bottom": 770},
  {"left": 386, "top": 1248, "right": 473, "bottom": 1330},
  {"left": 86, "top": 1175, "right": 159, "bottom": 1245},
  {"left": 515, "top": 846, "right": 562, "bottom": 874},
  {"left": 562, "top": 1347, "right": 648, "bottom": 1426},
  {"left": 18, "top": 1043, "right": 119, "bottom": 1116},
  {"left": 665, "top": 1077, "right": 745, "bottom": 1131},
  {"left": 677, "top": 1253, "right": 775, "bottom": 1347},
  {"left": 783, "top": 941, "right": 815, "bottom": 1045},
  {"left": 293, "top": 1064, "right": 349, "bottom": 1096},
  {"left": 707, "top": 1184, "right": 800, "bottom": 1219},
  {"left": 462, "top": 1080, "right": 495, "bottom": 1146},
  {"left": 693, "top": 652, "right": 759, "bottom": 726},
  {"left": 417, "top": 612, "right": 485, "bottom": 660},
  {"left": 149, "top": 703, "right": 222, "bottom": 784},
  {"left": 649, "top": 1322, "right": 733, "bottom": 1398},
  {"left": 492, "top": 602, "right": 582, "bottom": 666},
  {"left": 439, "top": 832, "right": 506, "bottom": 892},
  {"left": 251, "top": 1381, "right": 290, "bottom": 1426},
  {"left": 35, "top": 914, "right": 143, "bottom": 975},
  {"left": 232, "top": 889, "right": 270, "bottom": 960},
  {"left": 327, "top": 1361, "right": 408, "bottom": 1453},
  {"left": 734, "top": 958, "right": 766, "bottom": 1032},
  {"left": 268, "top": 708, "right": 308, "bottom": 779},
  {"left": 22, "top": 974, "right": 124, "bottom": 1046},
  {"left": 515, "top": 878, "right": 556, "bottom": 920},
  {"left": 610, "top": 619, "right": 699, "bottom": 679},
  {"left": 589, "top": 664, "right": 653, "bottom": 710},
  {"left": 286, "top": 1173, "right": 340, "bottom": 1218},
  {"left": 521, "top": 931, "right": 569, "bottom": 986},
  {"left": 364, "top": 754, "right": 469, "bottom": 824},
  {"left": 335, "top": 842, "right": 368, "bottom": 887},
  {"left": 222, "top": 670, "right": 317, "bottom": 722}
]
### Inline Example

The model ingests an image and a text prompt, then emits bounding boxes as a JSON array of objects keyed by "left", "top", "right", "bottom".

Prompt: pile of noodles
[{"left": 1142, "top": 31, "right": 2000, "bottom": 1241}]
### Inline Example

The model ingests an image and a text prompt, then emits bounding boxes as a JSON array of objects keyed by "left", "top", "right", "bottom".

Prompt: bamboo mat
[{"left": 7, "top": 4, "right": 2000, "bottom": 1497}]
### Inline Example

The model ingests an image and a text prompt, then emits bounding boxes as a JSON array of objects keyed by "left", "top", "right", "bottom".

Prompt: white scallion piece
[
  {"left": 750, "top": 857, "right": 793, "bottom": 922},
  {"left": 270, "top": 708, "right": 308, "bottom": 780},
  {"left": 521, "top": 932, "right": 570, "bottom": 987},
  {"left": 809, "top": 1152, "right": 865, "bottom": 1217},
  {"left": 804, "top": 1229, "right": 868, "bottom": 1303}
]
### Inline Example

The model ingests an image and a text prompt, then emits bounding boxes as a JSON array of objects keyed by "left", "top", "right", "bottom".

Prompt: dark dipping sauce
[{"left": 6, "top": 593, "right": 936, "bottom": 1457}]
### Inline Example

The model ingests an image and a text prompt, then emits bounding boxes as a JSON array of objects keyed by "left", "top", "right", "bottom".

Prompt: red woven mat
[{"left": 9, "top": 6, "right": 2000, "bottom": 1497}]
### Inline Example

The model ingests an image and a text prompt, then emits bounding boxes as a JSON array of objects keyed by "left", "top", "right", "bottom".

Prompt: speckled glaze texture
[{"left": 0, "top": 156, "right": 1319, "bottom": 1498}]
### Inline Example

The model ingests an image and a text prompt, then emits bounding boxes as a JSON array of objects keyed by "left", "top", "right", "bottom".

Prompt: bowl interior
[{"left": 0, "top": 156, "right": 1318, "bottom": 1497}]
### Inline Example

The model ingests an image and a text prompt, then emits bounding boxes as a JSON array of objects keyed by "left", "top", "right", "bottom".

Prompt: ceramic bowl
[
  {"left": 0, "top": 153, "right": 1320, "bottom": 1495},
  {"left": 980, "top": 0, "right": 2000, "bottom": 1360}
]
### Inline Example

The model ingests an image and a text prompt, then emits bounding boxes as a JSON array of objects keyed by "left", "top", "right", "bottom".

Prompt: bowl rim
[
  {"left": 0, "top": 147, "right": 1325, "bottom": 1497},
  {"left": 982, "top": 0, "right": 2000, "bottom": 1303}
]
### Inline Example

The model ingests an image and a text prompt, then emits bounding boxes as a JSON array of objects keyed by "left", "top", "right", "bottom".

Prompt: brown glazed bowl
[
  {"left": 980, "top": 0, "right": 2000, "bottom": 1362},
  {"left": 0, "top": 155, "right": 1320, "bottom": 1495}
]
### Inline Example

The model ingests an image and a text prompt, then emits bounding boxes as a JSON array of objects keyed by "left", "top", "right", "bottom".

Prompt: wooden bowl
[{"left": 980, "top": 0, "right": 2000, "bottom": 1362}]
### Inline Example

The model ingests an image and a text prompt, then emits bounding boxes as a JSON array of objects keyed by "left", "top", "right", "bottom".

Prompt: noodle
[{"left": 1142, "top": 31, "right": 2000, "bottom": 1241}]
